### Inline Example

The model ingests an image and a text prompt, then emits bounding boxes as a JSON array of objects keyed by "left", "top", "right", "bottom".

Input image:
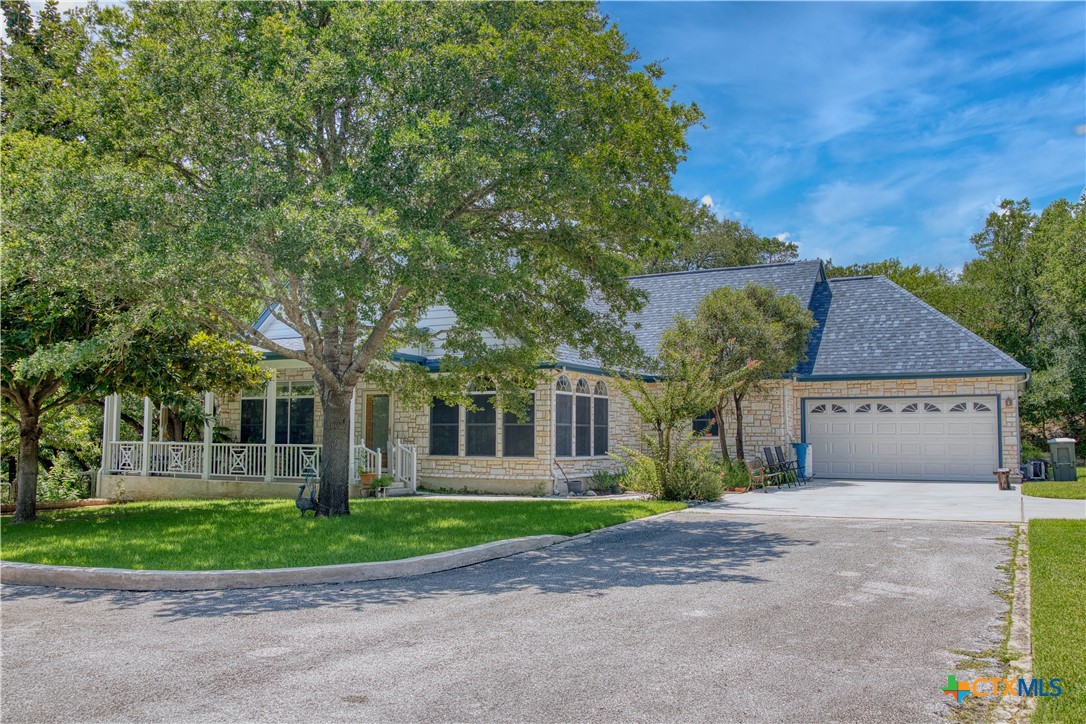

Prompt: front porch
[{"left": 98, "top": 392, "right": 417, "bottom": 499}]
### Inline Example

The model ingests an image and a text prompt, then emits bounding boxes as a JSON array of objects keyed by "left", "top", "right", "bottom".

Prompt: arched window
[
  {"left": 810, "top": 404, "right": 827, "bottom": 414},
  {"left": 574, "top": 379, "right": 591, "bottom": 456},
  {"left": 593, "top": 382, "right": 609, "bottom": 455},
  {"left": 555, "top": 375, "right": 573, "bottom": 457},
  {"left": 855, "top": 403, "right": 872, "bottom": 413}
]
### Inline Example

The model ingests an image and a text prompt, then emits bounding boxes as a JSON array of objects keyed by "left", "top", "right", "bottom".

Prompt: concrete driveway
[
  {"left": 3, "top": 509, "right": 1011, "bottom": 723},
  {"left": 717, "top": 478, "right": 1085, "bottom": 522}
]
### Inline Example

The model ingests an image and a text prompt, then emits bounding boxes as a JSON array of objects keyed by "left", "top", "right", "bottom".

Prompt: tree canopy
[
  {"left": 60, "top": 1, "right": 703, "bottom": 514},
  {"left": 642, "top": 200, "right": 797, "bottom": 273}
]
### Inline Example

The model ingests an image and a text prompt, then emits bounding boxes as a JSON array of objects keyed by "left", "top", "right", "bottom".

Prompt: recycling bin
[
  {"left": 1048, "top": 438, "right": 1078, "bottom": 482},
  {"left": 792, "top": 442, "right": 813, "bottom": 480}
]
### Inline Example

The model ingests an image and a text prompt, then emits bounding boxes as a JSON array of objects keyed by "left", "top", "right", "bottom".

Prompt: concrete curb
[{"left": 0, "top": 535, "right": 567, "bottom": 592}]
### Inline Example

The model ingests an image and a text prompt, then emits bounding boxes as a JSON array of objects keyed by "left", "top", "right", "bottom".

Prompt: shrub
[
  {"left": 716, "top": 458, "right": 751, "bottom": 489},
  {"left": 37, "top": 453, "right": 90, "bottom": 501},
  {"left": 614, "top": 437, "right": 723, "bottom": 502},
  {"left": 590, "top": 469, "right": 625, "bottom": 493}
]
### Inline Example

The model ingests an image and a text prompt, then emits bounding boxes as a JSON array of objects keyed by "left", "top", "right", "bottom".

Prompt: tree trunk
[
  {"left": 713, "top": 402, "right": 731, "bottom": 461},
  {"left": 733, "top": 391, "right": 746, "bottom": 461},
  {"left": 13, "top": 411, "right": 42, "bottom": 523},
  {"left": 316, "top": 384, "right": 352, "bottom": 516}
]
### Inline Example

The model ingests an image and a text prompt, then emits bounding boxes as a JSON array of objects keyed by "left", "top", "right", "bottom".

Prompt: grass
[
  {"left": 1029, "top": 519, "right": 1086, "bottom": 723},
  {"left": 1022, "top": 467, "right": 1086, "bottom": 500},
  {"left": 0, "top": 497, "right": 683, "bottom": 571}
]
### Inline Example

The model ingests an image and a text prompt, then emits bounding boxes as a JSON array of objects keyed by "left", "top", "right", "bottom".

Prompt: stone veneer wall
[
  {"left": 790, "top": 376, "right": 1023, "bottom": 469},
  {"left": 215, "top": 365, "right": 1023, "bottom": 492}
]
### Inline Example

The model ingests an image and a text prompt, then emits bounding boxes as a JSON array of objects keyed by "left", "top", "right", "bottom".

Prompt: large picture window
[
  {"left": 555, "top": 375, "right": 573, "bottom": 458},
  {"left": 502, "top": 396, "right": 535, "bottom": 458},
  {"left": 429, "top": 398, "right": 459, "bottom": 456},
  {"left": 466, "top": 392, "right": 496, "bottom": 457},
  {"left": 240, "top": 388, "right": 266, "bottom": 444},
  {"left": 276, "top": 382, "right": 315, "bottom": 445}
]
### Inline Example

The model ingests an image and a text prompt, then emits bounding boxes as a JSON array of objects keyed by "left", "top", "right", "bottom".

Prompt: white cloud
[{"left": 700, "top": 194, "right": 714, "bottom": 208}]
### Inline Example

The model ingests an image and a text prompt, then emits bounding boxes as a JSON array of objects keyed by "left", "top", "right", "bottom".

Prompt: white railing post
[
  {"left": 264, "top": 374, "right": 277, "bottom": 482},
  {"left": 202, "top": 392, "right": 213, "bottom": 480},
  {"left": 141, "top": 396, "right": 152, "bottom": 477}
]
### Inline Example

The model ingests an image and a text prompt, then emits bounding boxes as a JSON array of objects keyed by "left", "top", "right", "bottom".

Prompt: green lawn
[
  {"left": 0, "top": 498, "right": 684, "bottom": 570},
  {"left": 1029, "top": 519, "right": 1086, "bottom": 723},
  {"left": 1022, "top": 466, "right": 1086, "bottom": 499}
]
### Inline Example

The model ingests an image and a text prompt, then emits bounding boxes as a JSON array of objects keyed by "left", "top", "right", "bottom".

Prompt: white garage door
[{"left": 805, "top": 397, "right": 999, "bottom": 481}]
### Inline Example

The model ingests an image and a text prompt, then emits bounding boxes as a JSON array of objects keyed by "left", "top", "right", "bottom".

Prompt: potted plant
[{"left": 358, "top": 467, "right": 378, "bottom": 496}]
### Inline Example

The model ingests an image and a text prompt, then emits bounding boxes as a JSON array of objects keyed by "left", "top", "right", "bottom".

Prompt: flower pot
[
  {"left": 358, "top": 472, "right": 377, "bottom": 497},
  {"left": 730, "top": 487, "right": 748, "bottom": 494}
]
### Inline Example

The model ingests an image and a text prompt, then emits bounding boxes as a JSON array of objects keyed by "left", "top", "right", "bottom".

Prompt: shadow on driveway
[{"left": 1, "top": 516, "right": 816, "bottom": 620}]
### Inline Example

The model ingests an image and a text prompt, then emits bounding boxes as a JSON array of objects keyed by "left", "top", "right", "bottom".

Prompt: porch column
[
  {"left": 264, "top": 373, "right": 277, "bottom": 482},
  {"left": 348, "top": 386, "right": 357, "bottom": 474},
  {"left": 141, "top": 396, "right": 152, "bottom": 477},
  {"left": 100, "top": 395, "right": 112, "bottom": 471},
  {"left": 202, "top": 392, "right": 214, "bottom": 480},
  {"left": 110, "top": 394, "right": 121, "bottom": 446}
]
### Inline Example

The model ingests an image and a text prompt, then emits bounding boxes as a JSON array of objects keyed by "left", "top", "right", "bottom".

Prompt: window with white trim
[
  {"left": 574, "top": 379, "right": 592, "bottom": 457},
  {"left": 593, "top": 382, "right": 609, "bottom": 455},
  {"left": 502, "top": 396, "right": 536, "bottom": 458},
  {"left": 555, "top": 375, "right": 573, "bottom": 458}
]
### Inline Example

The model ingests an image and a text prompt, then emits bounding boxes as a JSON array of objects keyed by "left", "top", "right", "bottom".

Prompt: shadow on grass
[{"left": 1, "top": 516, "right": 815, "bottom": 621}]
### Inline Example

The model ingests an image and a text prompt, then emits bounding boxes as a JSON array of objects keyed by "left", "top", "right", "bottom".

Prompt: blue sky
[{"left": 602, "top": 1, "right": 1085, "bottom": 269}]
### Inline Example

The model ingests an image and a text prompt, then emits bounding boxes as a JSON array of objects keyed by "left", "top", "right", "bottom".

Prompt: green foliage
[
  {"left": 36, "top": 453, "right": 90, "bottom": 501},
  {"left": 716, "top": 458, "right": 752, "bottom": 490},
  {"left": 641, "top": 200, "right": 797, "bottom": 273},
  {"left": 1021, "top": 480, "right": 1086, "bottom": 500},
  {"left": 616, "top": 436, "right": 722, "bottom": 501},
  {"left": 589, "top": 468, "right": 625, "bottom": 493},
  {"left": 663, "top": 283, "right": 815, "bottom": 459},
  {"left": 0, "top": 498, "right": 686, "bottom": 570},
  {"left": 57, "top": 1, "right": 702, "bottom": 512},
  {"left": 1029, "top": 520, "right": 1086, "bottom": 722}
]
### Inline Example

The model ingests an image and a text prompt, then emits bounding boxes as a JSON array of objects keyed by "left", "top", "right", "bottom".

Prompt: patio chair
[
  {"left": 744, "top": 458, "right": 786, "bottom": 493},
  {"left": 774, "top": 446, "right": 807, "bottom": 485},
  {"left": 763, "top": 447, "right": 796, "bottom": 488}
]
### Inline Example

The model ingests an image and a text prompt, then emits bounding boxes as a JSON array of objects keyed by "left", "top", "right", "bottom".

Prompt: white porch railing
[
  {"left": 211, "top": 443, "right": 266, "bottom": 478},
  {"left": 107, "top": 439, "right": 415, "bottom": 489},
  {"left": 390, "top": 439, "right": 418, "bottom": 492},
  {"left": 148, "top": 442, "right": 203, "bottom": 477},
  {"left": 107, "top": 442, "right": 143, "bottom": 474},
  {"left": 274, "top": 444, "right": 321, "bottom": 479},
  {"left": 354, "top": 444, "right": 382, "bottom": 478}
]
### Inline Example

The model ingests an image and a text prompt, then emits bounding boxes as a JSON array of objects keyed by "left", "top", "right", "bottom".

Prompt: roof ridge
[
  {"left": 625, "top": 259, "right": 821, "bottom": 280},
  {"left": 827, "top": 275, "right": 875, "bottom": 282},
  {"left": 873, "top": 276, "right": 1026, "bottom": 371}
]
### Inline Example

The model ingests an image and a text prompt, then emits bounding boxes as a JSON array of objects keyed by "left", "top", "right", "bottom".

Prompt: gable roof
[
  {"left": 792, "top": 275, "right": 1027, "bottom": 379},
  {"left": 252, "top": 259, "right": 1027, "bottom": 380}
]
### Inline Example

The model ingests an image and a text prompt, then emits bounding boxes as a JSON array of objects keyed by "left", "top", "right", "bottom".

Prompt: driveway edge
[{"left": 0, "top": 534, "right": 567, "bottom": 592}]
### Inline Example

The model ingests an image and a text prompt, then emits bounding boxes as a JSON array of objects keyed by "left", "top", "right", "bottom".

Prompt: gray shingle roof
[
  {"left": 555, "top": 260, "right": 824, "bottom": 368},
  {"left": 792, "top": 275, "right": 1027, "bottom": 378}
]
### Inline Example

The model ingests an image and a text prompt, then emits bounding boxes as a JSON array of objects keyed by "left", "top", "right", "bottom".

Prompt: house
[{"left": 97, "top": 259, "right": 1028, "bottom": 499}]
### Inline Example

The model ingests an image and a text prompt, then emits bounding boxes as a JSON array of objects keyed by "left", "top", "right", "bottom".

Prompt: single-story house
[{"left": 98, "top": 259, "right": 1027, "bottom": 498}]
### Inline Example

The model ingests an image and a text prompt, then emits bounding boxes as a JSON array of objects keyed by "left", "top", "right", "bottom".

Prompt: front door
[{"left": 365, "top": 394, "right": 391, "bottom": 465}]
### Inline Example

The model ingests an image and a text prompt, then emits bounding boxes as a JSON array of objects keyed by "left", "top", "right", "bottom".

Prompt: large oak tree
[{"left": 73, "top": 1, "right": 701, "bottom": 514}]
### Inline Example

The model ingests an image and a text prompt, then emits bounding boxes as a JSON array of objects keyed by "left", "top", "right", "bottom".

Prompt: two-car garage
[{"left": 804, "top": 396, "right": 1001, "bottom": 482}]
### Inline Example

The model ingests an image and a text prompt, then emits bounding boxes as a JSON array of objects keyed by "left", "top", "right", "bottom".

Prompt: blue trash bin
[{"left": 792, "top": 442, "right": 812, "bottom": 480}]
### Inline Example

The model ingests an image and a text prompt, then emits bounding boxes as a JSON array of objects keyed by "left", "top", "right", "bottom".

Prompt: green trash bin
[{"left": 1047, "top": 438, "right": 1078, "bottom": 482}]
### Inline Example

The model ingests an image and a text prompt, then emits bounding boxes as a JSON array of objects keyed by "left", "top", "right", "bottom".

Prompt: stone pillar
[
  {"left": 264, "top": 374, "right": 277, "bottom": 482},
  {"left": 141, "top": 396, "right": 152, "bottom": 476},
  {"left": 202, "top": 392, "right": 214, "bottom": 480}
]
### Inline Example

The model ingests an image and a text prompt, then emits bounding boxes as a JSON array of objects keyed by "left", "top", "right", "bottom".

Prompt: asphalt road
[{"left": 1, "top": 510, "right": 1012, "bottom": 723}]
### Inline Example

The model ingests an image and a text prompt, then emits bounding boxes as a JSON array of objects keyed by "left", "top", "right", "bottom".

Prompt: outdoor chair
[
  {"left": 744, "top": 458, "right": 786, "bottom": 493},
  {"left": 774, "top": 446, "right": 807, "bottom": 485},
  {"left": 763, "top": 447, "right": 796, "bottom": 488}
]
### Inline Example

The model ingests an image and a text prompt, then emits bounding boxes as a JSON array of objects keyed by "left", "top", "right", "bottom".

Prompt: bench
[{"left": 743, "top": 459, "right": 786, "bottom": 493}]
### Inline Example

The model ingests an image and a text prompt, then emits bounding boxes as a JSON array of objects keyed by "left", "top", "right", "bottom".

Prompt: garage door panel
[{"left": 806, "top": 396, "right": 998, "bottom": 482}]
